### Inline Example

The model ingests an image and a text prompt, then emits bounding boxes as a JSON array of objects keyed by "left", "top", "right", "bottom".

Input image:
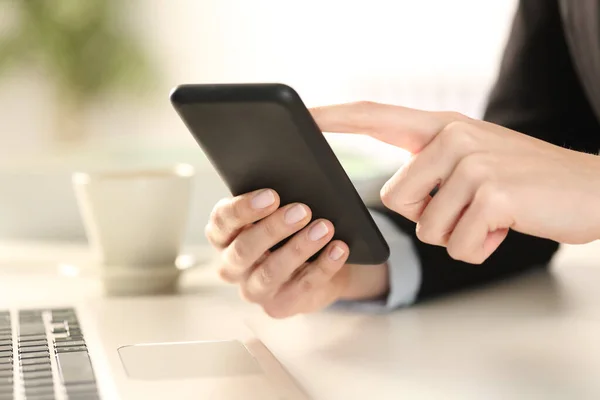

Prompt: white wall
[{"left": 0, "top": 0, "right": 518, "bottom": 242}]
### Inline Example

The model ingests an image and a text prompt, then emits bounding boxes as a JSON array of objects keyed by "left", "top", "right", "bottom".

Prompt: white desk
[{"left": 1, "top": 240, "right": 600, "bottom": 400}]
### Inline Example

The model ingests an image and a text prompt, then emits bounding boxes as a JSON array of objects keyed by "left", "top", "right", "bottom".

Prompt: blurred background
[{"left": 0, "top": 0, "right": 517, "bottom": 246}]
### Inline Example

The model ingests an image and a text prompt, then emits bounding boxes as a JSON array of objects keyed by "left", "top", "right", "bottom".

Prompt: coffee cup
[{"left": 72, "top": 164, "right": 194, "bottom": 295}]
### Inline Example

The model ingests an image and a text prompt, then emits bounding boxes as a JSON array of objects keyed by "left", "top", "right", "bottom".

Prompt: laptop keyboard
[{"left": 0, "top": 308, "right": 99, "bottom": 400}]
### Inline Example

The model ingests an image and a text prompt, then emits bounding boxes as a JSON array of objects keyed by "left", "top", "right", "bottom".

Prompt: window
[{"left": 0, "top": 0, "right": 518, "bottom": 241}]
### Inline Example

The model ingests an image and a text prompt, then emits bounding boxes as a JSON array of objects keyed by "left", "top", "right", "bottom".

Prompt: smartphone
[{"left": 170, "top": 83, "right": 389, "bottom": 265}]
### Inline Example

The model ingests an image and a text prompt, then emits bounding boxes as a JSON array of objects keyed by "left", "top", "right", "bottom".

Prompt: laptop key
[
  {"left": 0, "top": 385, "right": 12, "bottom": 394},
  {"left": 24, "top": 377, "right": 54, "bottom": 388},
  {"left": 21, "top": 396, "right": 55, "bottom": 400},
  {"left": 19, "top": 325, "right": 46, "bottom": 337},
  {"left": 50, "top": 323, "right": 67, "bottom": 334},
  {"left": 51, "top": 308, "right": 76, "bottom": 314},
  {"left": 19, "top": 346, "right": 48, "bottom": 354},
  {"left": 56, "top": 352, "right": 95, "bottom": 385},
  {"left": 23, "top": 369, "right": 53, "bottom": 380},
  {"left": 20, "top": 358, "right": 50, "bottom": 366},
  {"left": 55, "top": 346, "right": 87, "bottom": 354},
  {"left": 19, "top": 335, "right": 47, "bottom": 342},
  {"left": 56, "top": 336, "right": 84, "bottom": 343},
  {"left": 20, "top": 351, "right": 50, "bottom": 360},
  {"left": 65, "top": 383, "right": 98, "bottom": 393},
  {"left": 20, "top": 340, "right": 48, "bottom": 347},
  {"left": 21, "top": 363, "right": 52, "bottom": 373},
  {"left": 54, "top": 340, "right": 85, "bottom": 348},
  {"left": 24, "top": 386, "right": 55, "bottom": 396}
]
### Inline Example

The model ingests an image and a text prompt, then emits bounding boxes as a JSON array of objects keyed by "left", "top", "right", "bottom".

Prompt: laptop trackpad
[{"left": 118, "top": 340, "right": 263, "bottom": 380}]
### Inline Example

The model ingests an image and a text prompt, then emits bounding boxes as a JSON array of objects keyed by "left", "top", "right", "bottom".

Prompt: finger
[
  {"left": 269, "top": 241, "right": 349, "bottom": 317},
  {"left": 447, "top": 184, "right": 511, "bottom": 264},
  {"left": 217, "top": 250, "right": 271, "bottom": 284},
  {"left": 206, "top": 189, "right": 280, "bottom": 248},
  {"left": 380, "top": 121, "right": 482, "bottom": 222},
  {"left": 242, "top": 219, "right": 335, "bottom": 302},
  {"left": 416, "top": 154, "right": 494, "bottom": 246},
  {"left": 220, "top": 203, "right": 312, "bottom": 280},
  {"left": 309, "top": 101, "right": 468, "bottom": 153}
]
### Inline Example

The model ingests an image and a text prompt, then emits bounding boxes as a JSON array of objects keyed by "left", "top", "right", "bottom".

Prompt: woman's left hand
[{"left": 311, "top": 101, "right": 600, "bottom": 264}]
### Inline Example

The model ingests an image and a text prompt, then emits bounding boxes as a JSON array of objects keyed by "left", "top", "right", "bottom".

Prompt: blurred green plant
[{"left": 0, "top": 0, "right": 157, "bottom": 143}]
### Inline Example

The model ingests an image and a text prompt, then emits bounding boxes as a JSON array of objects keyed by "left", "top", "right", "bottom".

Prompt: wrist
[
  {"left": 338, "top": 262, "right": 390, "bottom": 301},
  {"left": 578, "top": 152, "right": 600, "bottom": 241}
]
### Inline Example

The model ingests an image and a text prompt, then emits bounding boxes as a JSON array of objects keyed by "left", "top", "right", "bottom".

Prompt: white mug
[{"left": 72, "top": 164, "right": 194, "bottom": 295}]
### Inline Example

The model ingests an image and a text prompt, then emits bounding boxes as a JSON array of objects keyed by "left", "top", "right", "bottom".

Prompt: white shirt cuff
[{"left": 331, "top": 209, "right": 422, "bottom": 312}]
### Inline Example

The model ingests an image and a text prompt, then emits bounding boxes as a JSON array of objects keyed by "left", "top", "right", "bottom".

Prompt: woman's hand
[
  {"left": 311, "top": 101, "right": 600, "bottom": 264},
  {"left": 205, "top": 189, "right": 389, "bottom": 318}
]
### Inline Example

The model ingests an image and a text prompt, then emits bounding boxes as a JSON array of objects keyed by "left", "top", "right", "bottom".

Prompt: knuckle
[
  {"left": 211, "top": 197, "right": 229, "bottom": 214},
  {"left": 415, "top": 222, "right": 435, "bottom": 245},
  {"left": 447, "top": 242, "right": 483, "bottom": 264},
  {"left": 380, "top": 179, "right": 399, "bottom": 210},
  {"left": 216, "top": 265, "right": 236, "bottom": 283},
  {"left": 471, "top": 254, "right": 486, "bottom": 265},
  {"left": 227, "top": 238, "right": 250, "bottom": 267},
  {"left": 379, "top": 160, "right": 414, "bottom": 209},
  {"left": 445, "top": 111, "right": 469, "bottom": 122},
  {"left": 204, "top": 223, "right": 222, "bottom": 247},
  {"left": 228, "top": 199, "right": 244, "bottom": 223},
  {"left": 446, "top": 244, "right": 465, "bottom": 262},
  {"left": 239, "top": 286, "right": 260, "bottom": 303},
  {"left": 263, "top": 304, "right": 290, "bottom": 319},
  {"left": 475, "top": 182, "right": 505, "bottom": 211},
  {"left": 299, "top": 277, "right": 314, "bottom": 293},
  {"left": 210, "top": 211, "right": 225, "bottom": 231},
  {"left": 204, "top": 223, "right": 216, "bottom": 243},
  {"left": 288, "top": 238, "right": 306, "bottom": 259},
  {"left": 456, "top": 154, "right": 492, "bottom": 184},
  {"left": 260, "top": 217, "right": 281, "bottom": 240},
  {"left": 438, "top": 120, "right": 476, "bottom": 150},
  {"left": 256, "top": 262, "right": 275, "bottom": 287},
  {"left": 210, "top": 199, "right": 229, "bottom": 229}
]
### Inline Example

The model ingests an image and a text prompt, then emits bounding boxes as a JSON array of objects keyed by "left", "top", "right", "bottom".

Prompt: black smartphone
[{"left": 170, "top": 83, "right": 389, "bottom": 265}]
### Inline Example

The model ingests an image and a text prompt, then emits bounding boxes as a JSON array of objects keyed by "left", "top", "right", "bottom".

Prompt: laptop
[{"left": 0, "top": 294, "right": 308, "bottom": 400}]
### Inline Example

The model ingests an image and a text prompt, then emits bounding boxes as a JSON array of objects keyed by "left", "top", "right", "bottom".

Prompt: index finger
[
  {"left": 206, "top": 189, "right": 280, "bottom": 248},
  {"left": 309, "top": 101, "right": 467, "bottom": 153}
]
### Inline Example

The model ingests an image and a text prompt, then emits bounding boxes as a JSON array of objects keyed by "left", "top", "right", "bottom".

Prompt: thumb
[{"left": 309, "top": 101, "right": 461, "bottom": 153}]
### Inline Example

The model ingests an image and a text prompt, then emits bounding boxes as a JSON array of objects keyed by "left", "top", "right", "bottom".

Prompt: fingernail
[
  {"left": 251, "top": 190, "right": 275, "bottom": 209},
  {"left": 284, "top": 204, "right": 308, "bottom": 224},
  {"left": 329, "top": 245, "right": 345, "bottom": 261},
  {"left": 308, "top": 221, "right": 329, "bottom": 241}
]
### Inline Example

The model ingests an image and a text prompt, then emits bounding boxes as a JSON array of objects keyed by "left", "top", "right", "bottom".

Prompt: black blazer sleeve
[{"left": 372, "top": 0, "right": 600, "bottom": 301}]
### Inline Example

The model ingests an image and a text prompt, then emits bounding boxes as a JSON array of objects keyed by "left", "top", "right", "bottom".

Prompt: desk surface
[{"left": 1, "top": 240, "right": 600, "bottom": 400}]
